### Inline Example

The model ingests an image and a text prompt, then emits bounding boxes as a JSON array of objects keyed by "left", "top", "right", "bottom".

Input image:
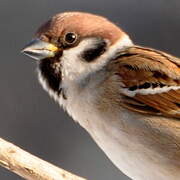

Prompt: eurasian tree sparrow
[{"left": 22, "top": 12, "right": 180, "bottom": 180}]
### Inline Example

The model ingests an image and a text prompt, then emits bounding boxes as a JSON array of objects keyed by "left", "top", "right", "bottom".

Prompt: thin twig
[{"left": 0, "top": 137, "right": 87, "bottom": 180}]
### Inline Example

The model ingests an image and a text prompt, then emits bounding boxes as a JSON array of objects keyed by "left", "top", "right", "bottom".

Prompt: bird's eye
[{"left": 64, "top": 32, "right": 77, "bottom": 45}]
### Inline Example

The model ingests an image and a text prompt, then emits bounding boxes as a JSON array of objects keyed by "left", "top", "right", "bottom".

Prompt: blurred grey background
[{"left": 0, "top": 0, "right": 180, "bottom": 179}]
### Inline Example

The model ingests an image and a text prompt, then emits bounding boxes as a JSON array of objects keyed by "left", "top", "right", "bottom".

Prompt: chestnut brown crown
[{"left": 35, "top": 12, "right": 125, "bottom": 46}]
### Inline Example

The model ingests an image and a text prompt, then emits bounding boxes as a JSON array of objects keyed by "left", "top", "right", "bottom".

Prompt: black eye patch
[{"left": 81, "top": 39, "right": 107, "bottom": 62}]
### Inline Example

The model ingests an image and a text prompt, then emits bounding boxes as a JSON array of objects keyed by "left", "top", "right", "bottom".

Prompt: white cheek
[
  {"left": 61, "top": 39, "right": 97, "bottom": 80},
  {"left": 61, "top": 35, "right": 133, "bottom": 81}
]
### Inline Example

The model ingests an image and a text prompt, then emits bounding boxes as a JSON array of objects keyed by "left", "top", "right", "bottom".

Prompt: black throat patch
[{"left": 39, "top": 57, "right": 62, "bottom": 94}]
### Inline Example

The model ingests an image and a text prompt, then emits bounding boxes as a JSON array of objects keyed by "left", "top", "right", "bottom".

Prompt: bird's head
[{"left": 22, "top": 12, "right": 133, "bottom": 98}]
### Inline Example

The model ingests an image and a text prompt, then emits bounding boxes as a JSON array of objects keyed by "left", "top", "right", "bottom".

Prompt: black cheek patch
[{"left": 81, "top": 39, "right": 107, "bottom": 62}]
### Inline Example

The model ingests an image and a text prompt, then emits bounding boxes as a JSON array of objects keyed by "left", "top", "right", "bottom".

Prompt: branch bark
[{"left": 0, "top": 137, "right": 87, "bottom": 180}]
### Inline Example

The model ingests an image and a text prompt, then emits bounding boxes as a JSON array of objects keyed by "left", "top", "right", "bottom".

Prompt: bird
[{"left": 22, "top": 12, "right": 180, "bottom": 180}]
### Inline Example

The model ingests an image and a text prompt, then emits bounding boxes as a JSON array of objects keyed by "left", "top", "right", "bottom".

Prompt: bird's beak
[{"left": 21, "top": 39, "right": 59, "bottom": 60}]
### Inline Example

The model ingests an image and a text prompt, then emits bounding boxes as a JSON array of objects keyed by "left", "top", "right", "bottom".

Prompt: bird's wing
[{"left": 110, "top": 46, "right": 180, "bottom": 118}]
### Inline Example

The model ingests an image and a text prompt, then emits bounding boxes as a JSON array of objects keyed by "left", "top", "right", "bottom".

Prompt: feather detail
[{"left": 110, "top": 46, "right": 180, "bottom": 118}]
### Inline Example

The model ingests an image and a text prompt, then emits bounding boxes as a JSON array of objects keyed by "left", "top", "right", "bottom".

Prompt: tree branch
[{"left": 0, "top": 137, "right": 87, "bottom": 180}]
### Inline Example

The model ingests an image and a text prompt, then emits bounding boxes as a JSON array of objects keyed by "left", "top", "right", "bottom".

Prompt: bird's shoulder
[{"left": 108, "top": 46, "right": 180, "bottom": 118}]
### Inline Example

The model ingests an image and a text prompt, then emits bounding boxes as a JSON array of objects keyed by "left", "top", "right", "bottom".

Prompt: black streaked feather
[{"left": 139, "top": 82, "right": 151, "bottom": 89}]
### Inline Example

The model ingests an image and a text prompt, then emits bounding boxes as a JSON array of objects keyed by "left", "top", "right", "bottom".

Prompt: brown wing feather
[{"left": 111, "top": 46, "right": 180, "bottom": 118}]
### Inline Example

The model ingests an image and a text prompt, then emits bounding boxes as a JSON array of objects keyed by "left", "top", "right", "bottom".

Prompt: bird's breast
[{"left": 64, "top": 85, "right": 180, "bottom": 180}]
